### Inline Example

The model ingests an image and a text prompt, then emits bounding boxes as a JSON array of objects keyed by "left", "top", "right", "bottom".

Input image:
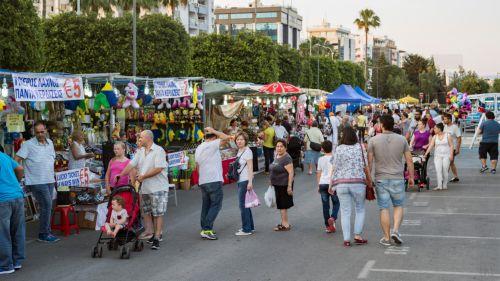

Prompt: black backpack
[{"left": 227, "top": 151, "right": 247, "bottom": 181}]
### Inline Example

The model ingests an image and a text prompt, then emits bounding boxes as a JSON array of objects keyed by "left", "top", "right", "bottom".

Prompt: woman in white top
[
  {"left": 234, "top": 132, "right": 254, "bottom": 236},
  {"left": 424, "top": 123, "right": 454, "bottom": 190},
  {"left": 68, "top": 131, "right": 94, "bottom": 170}
]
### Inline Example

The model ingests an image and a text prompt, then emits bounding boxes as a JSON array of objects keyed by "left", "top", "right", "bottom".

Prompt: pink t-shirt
[{"left": 109, "top": 158, "right": 131, "bottom": 188}]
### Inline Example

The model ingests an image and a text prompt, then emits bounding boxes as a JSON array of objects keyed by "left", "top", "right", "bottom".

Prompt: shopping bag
[
  {"left": 245, "top": 190, "right": 261, "bottom": 208},
  {"left": 264, "top": 185, "right": 276, "bottom": 208}
]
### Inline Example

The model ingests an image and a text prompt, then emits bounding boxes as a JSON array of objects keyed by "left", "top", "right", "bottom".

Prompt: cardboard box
[{"left": 77, "top": 211, "right": 97, "bottom": 229}]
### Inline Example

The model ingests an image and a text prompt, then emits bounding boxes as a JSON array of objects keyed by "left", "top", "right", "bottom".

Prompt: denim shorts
[
  {"left": 304, "top": 150, "right": 320, "bottom": 165},
  {"left": 375, "top": 179, "right": 405, "bottom": 209}
]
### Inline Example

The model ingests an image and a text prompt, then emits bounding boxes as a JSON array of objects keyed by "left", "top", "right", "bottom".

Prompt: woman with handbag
[
  {"left": 330, "top": 127, "right": 373, "bottom": 247},
  {"left": 304, "top": 121, "right": 324, "bottom": 175},
  {"left": 269, "top": 140, "right": 294, "bottom": 231},
  {"left": 234, "top": 132, "right": 255, "bottom": 236}
]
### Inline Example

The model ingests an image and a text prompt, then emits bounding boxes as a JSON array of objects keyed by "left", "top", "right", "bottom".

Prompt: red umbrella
[{"left": 259, "top": 82, "right": 301, "bottom": 94}]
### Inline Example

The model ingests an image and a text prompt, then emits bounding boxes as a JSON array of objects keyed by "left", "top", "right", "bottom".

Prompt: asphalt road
[{"left": 4, "top": 148, "right": 500, "bottom": 281}]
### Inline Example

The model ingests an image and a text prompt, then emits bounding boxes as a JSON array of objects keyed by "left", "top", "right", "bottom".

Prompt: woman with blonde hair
[{"left": 68, "top": 130, "right": 94, "bottom": 170}]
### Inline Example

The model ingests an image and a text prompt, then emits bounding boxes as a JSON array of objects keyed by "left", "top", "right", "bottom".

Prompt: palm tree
[
  {"left": 115, "top": 0, "right": 159, "bottom": 13},
  {"left": 68, "top": 0, "right": 115, "bottom": 14},
  {"left": 354, "top": 9, "right": 381, "bottom": 84},
  {"left": 159, "top": 0, "right": 188, "bottom": 19}
]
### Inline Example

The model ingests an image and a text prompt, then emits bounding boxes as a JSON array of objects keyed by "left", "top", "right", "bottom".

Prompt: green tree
[
  {"left": 191, "top": 32, "right": 279, "bottom": 84},
  {"left": 493, "top": 78, "right": 500, "bottom": 92},
  {"left": 0, "top": 0, "right": 42, "bottom": 71},
  {"left": 419, "top": 71, "right": 442, "bottom": 102},
  {"left": 386, "top": 72, "right": 416, "bottom": 99},
  {"left": 276, "top": 44, "right": 302, "bottom": 85},
  {"left": 354, "top": 9, "right": 381, "bottom": 82},
  {"left": 158, "top": 0, "right": 188, "bottom": 17},
  {"left": 299, "top": 37, "right": 337, "bottom": 58},
  {"left": 449, "top": 68, "right": 489, "bottom": 94},
  {"left": 402, "top": 54, "right": 429, "bottom": 87},
  {"left": 68, "top": 0, "right": 115, "bottom": 14}
]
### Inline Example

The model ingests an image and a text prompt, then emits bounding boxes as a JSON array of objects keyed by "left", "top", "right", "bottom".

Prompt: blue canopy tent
[
  {"left": 354, "top": 86, "right": 381, "bottom": 104},
  {"left": 327, "top": 84, "right": 371, "bottom": 104}
]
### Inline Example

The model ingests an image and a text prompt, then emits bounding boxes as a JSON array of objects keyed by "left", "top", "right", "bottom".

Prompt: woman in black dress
[{"left": 269, "top": 140, "right": 294, "bottom": 231}]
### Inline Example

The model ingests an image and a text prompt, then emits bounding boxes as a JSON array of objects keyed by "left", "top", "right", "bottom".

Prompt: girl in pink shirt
[{"left": 105, "top": 142, "right": 133, "bottom": 194}]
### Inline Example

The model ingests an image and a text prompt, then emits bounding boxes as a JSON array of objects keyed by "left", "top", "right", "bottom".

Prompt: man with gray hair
[{"left": 117, "top": 130, "right": 169, "bottom": 250}]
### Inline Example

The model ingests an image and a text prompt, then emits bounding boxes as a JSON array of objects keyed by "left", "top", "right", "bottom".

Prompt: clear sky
[{"left": 215, "top": 0, "right": 500, "bottom": 76}]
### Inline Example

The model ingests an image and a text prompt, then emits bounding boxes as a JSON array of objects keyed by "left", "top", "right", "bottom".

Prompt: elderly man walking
[
  {"left": 118, "top": 130, "right": 169, "bottom": 250},
  {"left": 15, "top": 121, "right": 59, "bottom": 243}
]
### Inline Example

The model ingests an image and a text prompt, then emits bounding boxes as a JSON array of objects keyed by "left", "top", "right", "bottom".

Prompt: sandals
[
  {"left": 274, "top": 224, "right": 292, "bottom": 231},
  {"left": 354, "top": 238, "right": 368, "bottom": 245}
]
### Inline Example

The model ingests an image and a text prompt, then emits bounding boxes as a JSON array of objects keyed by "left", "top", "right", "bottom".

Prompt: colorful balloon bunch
[{"left": 446, "top": 88, "right": 472, "bottom": 112}]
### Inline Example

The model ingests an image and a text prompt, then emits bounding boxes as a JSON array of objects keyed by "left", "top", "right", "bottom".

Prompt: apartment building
[
  {"left": 214, "top": 3, "right": 303, "bottom": 48},
  {"left": 307, "top": 20, "right": 355, "bottom": 61},
  {"left": 32, "top": 0, "right": 214, "bottom": 36}
]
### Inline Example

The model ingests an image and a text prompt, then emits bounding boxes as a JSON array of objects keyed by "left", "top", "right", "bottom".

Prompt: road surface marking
[
  {"left": 407, "top": 211, "right": 500, "bottom": 216},
  {"left": 357, "top": 260, "right": 375, "bottom": 279},
  {"left": 384, "top": 246, "right": 410, "bottom": 255},
  {"left": 414, "top": 195, "right": 500, "bottom": 199},
  {"left": 402, "top": 219, "right": 421, "bottom": 226},
  {"left": 412, "top": 201, "right": 429, "bottom": 207},
  {"left": 358, "top": 260, "right": 500, "bottom": 279},
  {"left": 402, "top": 234, "right": 500, "bottom": 240}
]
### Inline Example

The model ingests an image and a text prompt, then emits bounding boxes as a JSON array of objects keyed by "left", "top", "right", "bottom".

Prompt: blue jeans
[
  {"left": 0, "top": 198, "right": 25, "bottom": 271},
  {"left": 238, "top": 181, "right": 254, "bottom": 233},
  {"left": 200, "top": 181, "right": 224, "bottom": 231},
  {"left": 375, "top": 179, "right": 406, "bottom": 210},
  {"left": 319, "top": 184, "right": 339, "bottom": 226},
  {"left": 27, "top": 183, "right": 55, "bottom": 235},
  {"left": 336, "top": 184, "right": 366, "bottom": 241}
]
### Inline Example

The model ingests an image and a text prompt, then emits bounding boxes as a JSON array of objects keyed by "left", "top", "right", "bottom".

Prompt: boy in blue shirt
[{"left": 479, "top": 111, "right": 500, "bottom": 174}]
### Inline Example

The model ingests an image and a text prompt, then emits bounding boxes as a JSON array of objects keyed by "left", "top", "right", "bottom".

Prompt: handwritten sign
[
  {"left": 167, "top": 151, "right": 186, "bottom": 167},
  {"left": 12, "top": 73, "right": 84, "bottom": 101},
  {"left": 56, "top": 167, "right": 90, "bottom": 187},
  {"left": 153, "top": 79, "right": 189, "bottom": 99},
  {"left": 6, "top": 114, "right": 25, "bottom": 132}
]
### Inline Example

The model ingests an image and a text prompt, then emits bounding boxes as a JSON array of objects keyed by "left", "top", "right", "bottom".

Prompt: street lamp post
[{"left": 132, "top": 0, "right": 137, "bottom": 76}]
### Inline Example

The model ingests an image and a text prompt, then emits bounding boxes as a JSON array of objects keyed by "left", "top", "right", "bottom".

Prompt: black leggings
[{"left": 263, "top": 146, "right": 275, "bottom": 172}]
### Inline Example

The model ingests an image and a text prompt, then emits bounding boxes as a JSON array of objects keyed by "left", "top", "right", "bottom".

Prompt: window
[
  {"left": 281, "top": 12, "right": 288, "bottom": 23},
  {"left": 256, "top": 23, "right": 278, "bottom": 41},
  {"left": 256, "top": 12, "right": 278, "bottom": 18},
  {"left": 218, "top": 14, "right": 229, "bottom": 20},
  {"left": 231, "top": 13, "right": 253, "bottom": 19},
  {"left": 231, "top": 24, "right": 251, "bottom": 35},
  {"left": 218, "top": 24, "right": 229, "bottom": 34}
]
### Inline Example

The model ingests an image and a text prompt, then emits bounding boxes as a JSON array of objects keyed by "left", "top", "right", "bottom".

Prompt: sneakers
[
  {"left": 327, "top": 217, "right": 336, "bottom": 233},
  {"left": 200, "top": 230, "right": 218, "bottom": 240},
  {"left": 391, "top": 231, "right": 403, "bottom": 245},
  {"left": 235, "top": 230, "right": 253, "bottom": 236},
  {"left": 379, "top": 238, "right": 391, "bottom": 246},
  {"left": 150, "top": 238, "right": 160, "bottom": 250},
  {"left": 480, "top": 166, "right": 489, "bottom": 173},
  {"left": 492, "top": 169, "right": 496, "bottom": 174},
  {"left": 14, "top": 264, "right": 22, "bottom": 270},
  {"left": 37, "top": 233, "right": 60, "bottom": 243},
  {"left": 0, "top": 269, "right": 15, "bottom": 275},
  {"left": 449, "top": 177, "right": 460, "bottom": 183},
  {"left": 432, "top": 187, "right": 442, "bottom": 191},
  {"left": 147, "top": 234, "right": 163, "bottom": 244}
]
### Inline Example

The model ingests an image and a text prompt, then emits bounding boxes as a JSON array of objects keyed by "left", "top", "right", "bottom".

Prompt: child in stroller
[
  {"left": 92, "top": 185, "right": 144, "bottom": 259},
  {"left": 102, "top": 195, "right": 128, "bottom": 238},
  {"left": 405, "top": 152, "right": 430, "bottom": 192}
]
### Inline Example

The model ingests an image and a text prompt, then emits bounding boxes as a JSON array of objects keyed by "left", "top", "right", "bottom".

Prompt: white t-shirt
[
  {"left": 317, "top": 155, "right": 333, "bottom": 185},
  {"left": 237, "top": 147, "right": 253, "bottom": 182},
  {"left": 392, "top": 114, "right": 401, "bottom": 124},
  {"left": 195, "top": 139, "right": 223, "bottom": 185},
  {"left": 328, "top": 116, "right": 340, "bottom": 145},
  {"left": 130, "top": 144, "right": 169, "bottom": 194},
  {"left": 444, "top": 124, "right": 461, "bottom": 149},
  {"left": 111, "top": 208, "right": 128, "bottom": 224},
  {"left": 273, "top": 125, "right": 288, "bottom": 140}
]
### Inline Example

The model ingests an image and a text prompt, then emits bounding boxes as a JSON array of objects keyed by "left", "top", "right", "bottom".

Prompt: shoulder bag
[
  {"left": 306, "top": 132, "right": 322, "bottom": 152},
  {"left": 359, "top": 143, "right": 376, "bottom": 201}
]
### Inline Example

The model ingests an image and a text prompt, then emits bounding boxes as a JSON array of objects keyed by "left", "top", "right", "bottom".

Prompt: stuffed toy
[
  {"left": 168, "top": 111, "right": 175, "bottom": 123},
  {"left": 157, "top": 99, "right": 171, "bottom": 110},
  {"left": 0, "top": 99, "right": 6, "bottom": 111},
  {"left": 167, "top": 125, "right": 175, "bottom": 143},
  {"left": 101, "top": 82, "right": 118, "bottom": 107},
  {"left": 193, "top": 124, "right": 204, "bottom": 142},
  {"left": 196, "top": 88, "right": 204, "bottom": 110},
  {"left": 160, "top": 112, "right": 167, "bottom": 125},
  {"left": 4, "top": 94, "right": 25, "bottom": 114},
  {"left": 171, "top": 98, "right": 181, "bottom": 109},
  {"left": 152, "top": 113, "right": 160, "bottom": 130},
  {"left": 192, "top": 83, "right": 198, "bottom": 107},
  {"left": 94, "top": 91, "right": 110, "bottom": 111},
  {"left": 123, "top": 82, "right": 140, "bottom": 109},
  {"left": 112, "top": 123, "right": 121, "bottom": 140},
  {"left": 178, "top": 125, "right": 187, "bottom": 141}
]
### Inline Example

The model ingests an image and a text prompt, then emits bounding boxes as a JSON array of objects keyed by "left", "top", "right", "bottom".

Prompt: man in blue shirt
[
  {"left": 478, "top": 111, "right": 500, "bottom": 174},
  {"left": 0, "top": 152, "right": 25, "bottom": 275},
  {"left": 15, "top": 121, "right": 59, "bottom": 243}
]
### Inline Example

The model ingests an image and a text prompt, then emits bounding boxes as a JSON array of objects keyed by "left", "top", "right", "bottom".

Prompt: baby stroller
[
  {"left": 404, "top": 153, "right": 430, "bottom": 192},
  {"left": 287, "top": 135, "right": 304, "bottom": 171},
  {"left": 91, "top": 185, "right": 144, "bottom": 259}
]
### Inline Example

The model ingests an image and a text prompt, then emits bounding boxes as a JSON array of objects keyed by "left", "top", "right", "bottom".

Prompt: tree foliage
[
  {"left": 191, "top": 32, "right": 279, "bottom": 84},
  {"left": 449, "top": 67, "right": 490, "bottom": 94},
  {"left": 277, "top": 44, "right": 302, "bottom": 85},
  {"left": 42, "top": 13, "right": 190, "bottom": 76},
  {"left": 492, "top": 79, "right": 500, "bottom": 93},
  {"left": 0, "top": 0, "right": 42, "bottom": 71},
  {"left": 402, "top": 54, "right": 429, "bottom": 87}
]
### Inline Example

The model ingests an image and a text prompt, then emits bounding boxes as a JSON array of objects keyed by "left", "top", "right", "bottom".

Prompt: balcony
[
  {"left": 198, "top": 20, "right": 208, "bottom": 31},
  {"left": 189, "top": 2, "right": 198, "bottom": 13},
  {"left": 189, "top": 19, "right": 198, "bottom": 29},
  {"left": 198, "top": 4, "right": 208, "bottom": 15}
]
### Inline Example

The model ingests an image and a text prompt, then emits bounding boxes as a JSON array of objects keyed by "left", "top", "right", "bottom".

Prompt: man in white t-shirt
[
  {"left": 195, "top": 127, "right": 230, "bottom": 240},
  {"left": 443, "top": 113, "right": 462, "bottom": 182},
  {"left": 118, "top": 130, "right": 169, "bottom": 250},
  {"left": 316, "top": 140, "right": 339, "bottom": 233},
  {"left": 273, "top": 119, "right": 289, "bottom": 140},
  {"left": 327, "top": 112, "right": 340, "bottom": 149}
]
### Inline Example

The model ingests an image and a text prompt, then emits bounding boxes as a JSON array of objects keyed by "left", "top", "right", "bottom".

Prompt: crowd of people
[{"left": 1, "top": 104, "right": 499, "bottom": 275}]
